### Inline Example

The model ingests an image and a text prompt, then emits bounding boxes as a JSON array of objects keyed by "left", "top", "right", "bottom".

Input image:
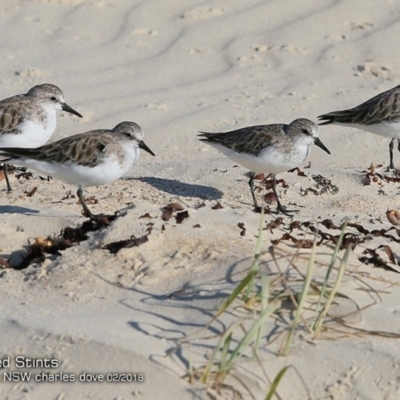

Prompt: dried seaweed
[
  {"left": 387, "top": 210, "right": 400, "bottom": 226},
  {"left": 379, "top": 245, "right": 397, "bottom": 264},
  {"left": 320, "top": 219, "right": 341, "bottom": 230},
  {"left": 161, "top": 207, "right": 173, "bottom": 221},
  {"left": 301, "top": 175, "right": 339, "bottom": 196},
  {"left": 267, "top": 216, "right": 400, "bottom": 273},
  {"left": 271, "top": 233, "right": 314, "bottom": 248},
  {"left": 62, "top": 226, "right": 88, "bottom": 242},
  {"left": 287, "top": 220, "right": 302, "bottom": 232},
  {"left": 11, "top": 244, "right": 46, "bottom": 271},
  {"left": 363, "top": 163, "right": 400, "bottom": 185},
  {"left": 9, "top": 214, "right": 118, "bottom": 270},
  {"left": 312, "top": 174, "right": 339, "bottom": 194},
  {"left": 212, "top": 202, "right": 224, "bottom": 210},
  {"left": 317, "top": 219, "right": 399, "bottom": 243},
  {"left": 0, "top": 258, "right": 11, "bottom": 268},
  {"left": 161, "top": 202, "right": 184, "bottom": 221},
  {"left": 103, "top": 234, "right": 149, "bottom": 254},
  {"left": 238, "top": 222, "right": 246, "bottom": 236},
  {"left": 4, "top": 165, "right": 27, "bottom": 174},
  {"left": 253, "top": 205, "right": 271, "bottom": 214},
  {"left": 263, "top": 192, "right": 277, "bottom": 203},
  {"left": 269, "top": 218, "right": 399, "bottom": 252},
  {"left": 265, "top": 218, "right": 284, "bottom": 232},
  {"left": 15, "top": 171, "right": 33, "bottom": 180},
  {"left": 175, "top": 210, "right": 189, "bottom": 224},
  {"left": 11, "top": 237, "right": 73, "bottom": 270},
  {"left": 288, "top": 167, "right": 307, "bottom": 177},
  {"left": 253, "top": 173, "right": 264, "bottom": 181},
  {"left": 61, "top": 191, "right": 75, "bottom": 200},
  {"left": 25, "top": 186, "right": 37, "bottom": 197},
  {"left": 264, "top": 177, "right": 288, "bottom": 190},
  {"left": 139, "top": 213, "right": 153, "bottom": 219},
  {"left": 359, "top": 246, "right": 400, "bottom": 273}
]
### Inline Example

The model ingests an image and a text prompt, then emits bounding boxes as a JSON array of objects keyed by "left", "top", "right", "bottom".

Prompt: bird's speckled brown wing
[
  {"left": 198, "top": 124, "right": 287, "bottom": 156},
  {"left": 0, "top": 95, "right": 34, "bottom": 133},
  {"left": 318, "top": 84, "right": 400, "bottom": 125},
  {"left": 0, "top": 130, "right": 117, "bottom": 167}
]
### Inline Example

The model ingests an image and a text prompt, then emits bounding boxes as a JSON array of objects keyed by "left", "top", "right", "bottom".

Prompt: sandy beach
[{"left": 1, "top": 1, "right": 400, "bottom": 399}]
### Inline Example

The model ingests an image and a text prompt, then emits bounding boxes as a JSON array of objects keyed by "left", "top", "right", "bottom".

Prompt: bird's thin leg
[
  {"left": 4, "top": 164, "right": 12, "bottom": 192},
  {"left": 272, "top": 174, "right": 298, "bottom": 216},
  {"left": 388, "top": 138, "right": 395, "bottom": 170},
  {"left": 77, "top": 187, "right": 97, "bottom": 220},
  {"left": 272, "top": 174, "right": 285, "bottom": 214},
  {"left": 248, "top": 172, "right": 259, "bottom": 208},
  {"left": 397, "top": 139, "right": 400, "bottom": 167}
]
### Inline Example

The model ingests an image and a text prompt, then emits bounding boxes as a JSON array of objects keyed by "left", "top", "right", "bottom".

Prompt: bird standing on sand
[
  {"left": 0, "top": 122, "right": 155, "bottom": 220},
  {"left": 318, "top": 84, "right": 400, "bottom": 170},
  {"left": 199, "top": 118, "right": 330, "bottom": 214},
  {"left": 0, "top": 83, "right": 82, "bottom": 191}
]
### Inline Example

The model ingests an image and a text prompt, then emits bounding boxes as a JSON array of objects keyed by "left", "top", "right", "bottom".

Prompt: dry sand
[{"left": 1, "top": 1, "right": 400, "bottom": 399}]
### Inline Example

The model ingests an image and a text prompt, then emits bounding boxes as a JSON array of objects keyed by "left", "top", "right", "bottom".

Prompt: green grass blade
[
  {"left": 200, "top": 323, "right": 240, "bottom": 383},
  {"left": 223, "top": 303, "right": 278, "bottom": 372},
  {"left": 254, "top": 272, "right": 270, "bottom": 352},
  {"left": 311, "top": 220, "right": 348, "bottom": 331},
  {"left": 219, "top": 331, "right": 233, "bottom": 370},
  {"left": 313, "top": 244, "right": 351, "bottom": 336},
  {"left": 265, "top": 365, "right": 290, "bottom": 400},
  {"left": 281, "top": 234, "right": 318, "bottom": 356},
  {"left": 214, "top": 270, "right": 259, "bottom": 319}
]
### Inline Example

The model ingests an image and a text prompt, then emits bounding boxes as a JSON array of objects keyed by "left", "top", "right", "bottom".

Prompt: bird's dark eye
[
  {"left": 50, "top": 96, "right": 57, "bottom": 102},
  {"left": 302, "top": 129, "right": 309, "bottom": 134}
]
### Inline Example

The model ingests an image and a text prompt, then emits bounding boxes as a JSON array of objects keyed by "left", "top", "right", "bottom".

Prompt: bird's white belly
[
  {"left": 334, "top": 121, "right": 400, "bottom": 139},
  {"left": 0, "top": 120, "right": 54, "bottom": 148},
  {"left": 9, "top": 148, "right": 140, "bottom": 188},
  {"left": 12, "top": 159, "right": 125, "bottom": 187},
  {"left": 211, "top": 143, "right": 309, "bottom": 174}
]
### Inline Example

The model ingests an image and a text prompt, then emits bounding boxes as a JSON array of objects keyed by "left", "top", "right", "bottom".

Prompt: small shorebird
[
  {"left": 0, "top": 121, "right": 155, "bottom": 219},
  {"left": 318, "top": 84, "right": 400, "bottom": 169},
  {"left": 0, "top": 83, "right": 82, "bottom": 191},
  {"left": 199, "top": 118, "right": 330, "bottom": 214}
]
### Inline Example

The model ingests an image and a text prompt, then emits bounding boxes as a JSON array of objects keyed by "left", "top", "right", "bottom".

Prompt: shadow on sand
[{"left": 133, "top": 177, "right": 223, "bottom": 200}]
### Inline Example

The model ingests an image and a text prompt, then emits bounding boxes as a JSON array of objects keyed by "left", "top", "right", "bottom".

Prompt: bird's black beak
[
  {"left": 62, "top": 103, "right": 83, "bottom": 118},
  {"left": 314, "top": 137, "right": 331, "bottom": 155},
  {"left": 139, "top": 140, "right": 155, "bottom": 156}
]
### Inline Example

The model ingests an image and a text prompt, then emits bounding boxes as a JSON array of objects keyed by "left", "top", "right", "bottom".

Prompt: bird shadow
[
  {"left": 132, "top": 177, "right": 223, "bottom": 200},
  {"left": 0, "top": 205, "right": 39, "bottom": 214}
]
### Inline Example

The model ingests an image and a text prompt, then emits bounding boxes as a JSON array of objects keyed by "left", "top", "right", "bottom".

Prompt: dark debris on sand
[
  {"left": 300, "top": 174, "right": 339, "bottom": 196},
  {"left": 363, "top": 163, "right": 400, "bottom": 186},
  {"left": 102, "top": 234, "right": 150, "bottom": 254},
  {"left": 6, "top": 215, "right": 118, "bottom": 270},
  {"left": 24, "top": 186, "right": 38, "bottom": 197},
  {"left": 268, "top": 217, "right": 400, "bottom": 273},
  {"left": 161, "top": 202, "right": 184, "bottom": 221}
]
